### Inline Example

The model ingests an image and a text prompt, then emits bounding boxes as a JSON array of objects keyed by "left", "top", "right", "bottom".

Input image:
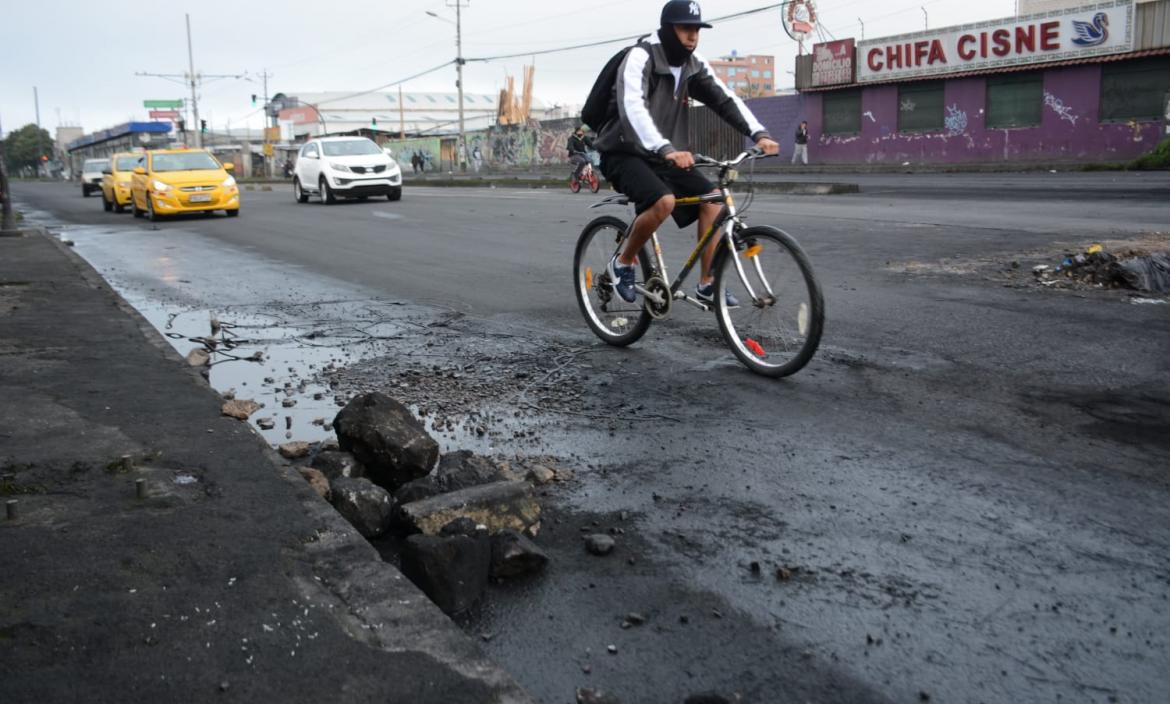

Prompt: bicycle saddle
[{"left": 589, "top": 194, "right": 630, "bottom": 209}]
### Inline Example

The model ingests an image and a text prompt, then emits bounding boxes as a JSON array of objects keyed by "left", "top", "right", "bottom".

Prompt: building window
[
  {"left": 764, "top": 70, "right": 772, "bottom": 78},
  {"left": 898, "top": 81, "right": 945, "bottom": 132},
  {"left": 764, "top": 84, "right": 772, "bottom": 91},
  {"left": 986, "top": 73, "right": 1042, "bottom": 129},
  {"left": 823, "top": 89, "right": 862, "bottom": 135},
  {"left": 751, "top": 69, "right": 760, "bottom": 77},
  {"left": 1100, "top": 56, "right": 1170, "bottom": 122},
  {"left": 727, "top": 68, "right": 736, "bottom": 76}
]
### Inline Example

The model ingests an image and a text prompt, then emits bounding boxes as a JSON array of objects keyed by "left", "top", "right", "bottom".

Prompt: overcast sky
[{"left": 1, "top": 0, "right": 1015, "bottom": 138}]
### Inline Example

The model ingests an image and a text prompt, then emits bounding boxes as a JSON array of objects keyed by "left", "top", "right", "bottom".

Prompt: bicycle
[
  {"left": 572, "top": 148, "right": 824, "bottom": 378},
  {"left": 569, "top": 156, "right": 601, "bottom": 194}
]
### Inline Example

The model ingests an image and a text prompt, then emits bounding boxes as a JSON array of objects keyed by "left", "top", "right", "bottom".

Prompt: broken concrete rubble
[
  {"left": 311, "top": 450, "right": 364, "bottom": 480},
  {"left": 333, "top": 392, "right": 438, "bottom": 490},
  {"left": 221, "top": 398, "right": 261, "bottom": 420},
  {"left": 399, "top": 528, "right": 491, "bottom": 615},
  {"left": 278, "top": 441, "right": 311, "bottom": 460},
  {"left": 490, "top": 529, "right": 549, "bottom": 578},
  {"left": 330, "top": 476, "right": 394, "bottom": 538},
  {"left": 399, "top": 480, "right": 541, "bottom": 536},
  {"left": 298, "top": 467, "right": 331, "bottom": 500}
]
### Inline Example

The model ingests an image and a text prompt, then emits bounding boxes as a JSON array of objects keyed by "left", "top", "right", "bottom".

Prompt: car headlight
[
  {"left": 386, "top": 161, "right": 401, "bottom": 175},
  {"left": 222, "top": 175, "right": 236, "bottom": 187},
  {"left": 151, "top": 180, "right": 170, "bottom": 192},
  {"left": 330, "top": 163, "right": 352, "bottom": 173}
]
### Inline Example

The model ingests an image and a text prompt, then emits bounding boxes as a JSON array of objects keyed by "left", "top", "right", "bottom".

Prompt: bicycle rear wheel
[
  {"left": 573, "top": 215, "right": 653, "bottom": 346},
  {"left": 714, "top": 225, "right": 824, "bottom": 377}
]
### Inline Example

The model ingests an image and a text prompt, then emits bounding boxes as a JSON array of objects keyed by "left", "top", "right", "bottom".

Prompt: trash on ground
[{"left": 1032, "top": 245, "right": 1170, "bottom": 294}]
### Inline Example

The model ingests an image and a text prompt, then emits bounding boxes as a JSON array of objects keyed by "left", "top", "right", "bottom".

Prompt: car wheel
[
  {"left": 294, "top": 178, "right": 309, "bottom": 203},
  {"left": 114, "top": 198, "right": 125, "bottom": 214},
  {"left": 319, "top": 177, "right": 336, "bottom": 205},
  {"left": 102, "top": 192, "right": 113, "bottom": 212},
  {"left": 146, "top": 196, "right": 158, "bottom": 222},
  {"left": 388, "top": 187, "right": 402, "bottom": 202},
  {"left": 82, "top": 186, "right": 90, "bottom": 198},
  {"left": 132, "top": 196, "right": 144, "bottom": 218},
  {"left": 226, "top": 209, "right": 239, "bottom": 217}
]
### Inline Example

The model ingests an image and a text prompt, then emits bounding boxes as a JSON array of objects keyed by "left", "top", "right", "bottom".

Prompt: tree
[{"left": 3, "top": 124, "right": 54, "bottom": 173}]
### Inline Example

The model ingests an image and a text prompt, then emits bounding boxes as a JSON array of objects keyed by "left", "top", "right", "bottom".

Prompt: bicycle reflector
[
  {"left": 744, "top": 243, "right": 763, "bottom": 258},
  {"left": 584, "top": 267, "right": 593, "bottom": 288},
  {"left": 745, "top": 338, "right": 766, "bottom": 357}
]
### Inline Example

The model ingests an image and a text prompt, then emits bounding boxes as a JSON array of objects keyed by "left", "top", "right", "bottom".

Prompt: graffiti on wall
[
  {"left": 1043, "top": 92, "right": 1079, "bottom": 125},
  {"left": 944, "top": 104, "right": 968, "bottom": 136}
]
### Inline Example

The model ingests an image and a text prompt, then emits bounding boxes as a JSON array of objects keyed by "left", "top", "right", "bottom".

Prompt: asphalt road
[{"left": 13, "top": 175, "right": 1170, "bottom": 703}]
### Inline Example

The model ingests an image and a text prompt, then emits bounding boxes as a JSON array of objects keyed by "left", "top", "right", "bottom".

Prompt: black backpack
[{"left": 580, "top": 37, "right": 651, "bottom": 132}]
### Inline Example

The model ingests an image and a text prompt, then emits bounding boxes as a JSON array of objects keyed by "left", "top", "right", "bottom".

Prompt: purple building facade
[{"left": 747, "top": 0, "right": 1170, "bottom": 166}]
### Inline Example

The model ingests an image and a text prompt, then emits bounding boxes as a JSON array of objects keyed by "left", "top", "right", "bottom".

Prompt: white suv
[{"left": 293, "top": 137, "right": 402, "bottom": 204}]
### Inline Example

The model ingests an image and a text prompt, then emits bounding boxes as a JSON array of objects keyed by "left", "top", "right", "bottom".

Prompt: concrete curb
[
  {"left": 401, "top": 178, "right": 862, "bottom": 195},
  {"left": 1, "top": 229, "right": 535, "bottom": 703}
]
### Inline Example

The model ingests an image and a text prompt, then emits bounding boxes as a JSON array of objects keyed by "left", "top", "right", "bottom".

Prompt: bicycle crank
[{"left": 638, "top": 276, "right": 672, "bottom": 320}]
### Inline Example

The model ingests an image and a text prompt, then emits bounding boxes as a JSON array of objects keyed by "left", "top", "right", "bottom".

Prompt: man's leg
[
  {"left": 618, "top": 194, "right": 674, "bottom": 266},
  {"left": 801, "top": 145, "right": 809, "bottom": 165},
  {"left": 696, "top": 200, "right": 723, "bottom": 286}
]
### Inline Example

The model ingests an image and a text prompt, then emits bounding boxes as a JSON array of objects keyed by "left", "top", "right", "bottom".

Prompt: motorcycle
[{"left": 569, "top": 150, "right": 601, "bottom": 194}]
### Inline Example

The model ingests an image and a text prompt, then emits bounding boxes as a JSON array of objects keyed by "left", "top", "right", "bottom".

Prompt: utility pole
[
  {"left": 1, "top": 113, "right": 16, "bottom": 232},
  {"left": 34, "top": 86, "right": 43, "bottom": 177},
  {"left": 859, "top": 18, "right": 865, "bottom": 41},
  {"left": 136, "top": 14, "right": 244, "bottom": 150},
  {"left": 454, "top": 0, "right": 467, "bottom": 172}
]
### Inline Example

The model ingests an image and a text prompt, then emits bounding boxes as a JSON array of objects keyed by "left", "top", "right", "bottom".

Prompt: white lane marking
[{"left": 372, "top": 210, "right": 403, "bottom": 221}]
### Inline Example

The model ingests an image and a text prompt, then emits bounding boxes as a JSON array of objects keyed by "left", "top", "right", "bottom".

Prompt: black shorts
[{"left": 600, "top": 152, "right": 714, "bottom": 228}]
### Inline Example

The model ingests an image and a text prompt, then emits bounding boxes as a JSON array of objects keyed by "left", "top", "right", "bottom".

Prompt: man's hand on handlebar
[
  {"left": 665, "top": 151, "right": 696, "bottom": 170},
  {"left": 755, "top": 137, "right": 780, "bottom": 156}
]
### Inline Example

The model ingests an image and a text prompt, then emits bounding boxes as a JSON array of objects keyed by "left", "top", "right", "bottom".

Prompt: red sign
[
  {"left": 811, "top": 39, "right": 856, "bottom": 87},
  {"left": 857, "top": 0, "right": 1134, "bottom": 83},
  {"left": 149, "top": 110, "right": 180, "bottom": 120}
]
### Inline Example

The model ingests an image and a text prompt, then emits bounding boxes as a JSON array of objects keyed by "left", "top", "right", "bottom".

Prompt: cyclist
[
  {"left": 595, "top": 0, "right": 779, "bottom": 306},
  {"left": 567, "top": 127, "right": 594, "bottom": 182}
]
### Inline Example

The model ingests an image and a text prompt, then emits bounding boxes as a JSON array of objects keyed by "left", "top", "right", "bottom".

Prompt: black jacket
[
  {"left": 794, "top": 126, "right": 809, "bottom": 145},
  {"left": 594, "top": 35, "right": 770, "bottom": 159},
  {"left": 567, "top": 134, "right": 593, "bottom": 156}
]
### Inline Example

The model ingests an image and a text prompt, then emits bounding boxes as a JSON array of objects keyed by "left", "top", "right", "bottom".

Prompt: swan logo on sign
[{"left": 1071, "top": 12, "right": 1109, "bottom": 47}]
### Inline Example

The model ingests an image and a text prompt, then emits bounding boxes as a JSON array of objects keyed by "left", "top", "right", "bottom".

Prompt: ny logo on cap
[{"left": 689, "top": 2, "right": 700, "bottom": 16}]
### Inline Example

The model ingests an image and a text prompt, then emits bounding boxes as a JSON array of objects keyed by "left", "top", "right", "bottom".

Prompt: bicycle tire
[
  {"left": 714, "top": 225, "right": 824, "bottom": 377},
  {"left": 573, "top": 215, "right": 653, "bottom": 347}
]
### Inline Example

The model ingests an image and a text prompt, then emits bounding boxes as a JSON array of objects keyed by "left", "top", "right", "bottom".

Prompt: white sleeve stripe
[
  {"left": 621, "top": 47, "right": 671, "bottom": 153},
  {"left": 698, "top": 57, "right": 767, "bottom": 136}
]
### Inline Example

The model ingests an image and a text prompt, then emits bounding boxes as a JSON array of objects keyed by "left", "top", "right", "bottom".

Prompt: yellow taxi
[
  {"left": 130, "top": 148, "right": 240, "bottom": 220},
  {"left": 100, "top": 152, "right": 144, "bottom": 213}
]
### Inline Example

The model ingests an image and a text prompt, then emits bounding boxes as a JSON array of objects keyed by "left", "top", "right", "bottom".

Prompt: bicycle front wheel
[
  {"left": 573, "top": 215, "right": 653, "bottom": 347},
  {"left": 714, "top": 225, "right": 824, "bottom": 377}
]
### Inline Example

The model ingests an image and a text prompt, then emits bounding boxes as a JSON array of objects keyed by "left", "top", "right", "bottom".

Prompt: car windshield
[
  {"left": 151, "top": 152, "right": 221, "bottom": 172},
  {"left": 84, "top": 160, "right": 109, "bottom": 171},
  {"left": 115, "top": 156, "right": 142, "bottom": 170},
  {"left": 321, "top": 140, "right": 382, "bottom": 156}
]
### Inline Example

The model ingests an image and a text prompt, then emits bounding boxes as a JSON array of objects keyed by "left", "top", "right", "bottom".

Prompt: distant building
[
  {"left": 1017, "top": 0, "right": 1086, "bottom": 13},
  {"left": 707, "top": 52, "right": 778, "bottom": 98}
]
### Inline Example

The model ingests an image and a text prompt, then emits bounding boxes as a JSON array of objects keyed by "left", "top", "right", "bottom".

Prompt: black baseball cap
[{"left": 661, "top": 0, "right": 713, "bottom": 28}]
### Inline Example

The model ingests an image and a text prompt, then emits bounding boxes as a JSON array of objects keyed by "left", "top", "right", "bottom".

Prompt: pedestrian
[
  {"left": 411, "top": 151, "right": 421, "bottom": 174},
  {"left": 471, "top": 145, "right": 483, "bottom": 173},
  {"left": 792, "top": 120, "right": 809, "bottom": 166},
  {"left": 593, "top": 0, "right": 779, "bottom": 307}
]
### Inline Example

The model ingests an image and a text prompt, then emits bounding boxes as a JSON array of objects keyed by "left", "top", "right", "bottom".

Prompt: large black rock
[
  {"left": 393, "top": 451, "right": 510, "bottom": 506},
  {"left": 399, "top": 530, "right": 491, "bottom": 615},
  {"left": 333, "top": 393, "right": 438, "bottom": 490},
  {"left": 311, "top": 450, "right": 364, "bottom": 481},
  {"left": 329, "top": 476, "right": 394, "bottom": 538}
]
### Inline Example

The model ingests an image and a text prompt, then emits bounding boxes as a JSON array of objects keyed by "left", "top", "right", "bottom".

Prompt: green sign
[{"left": 143, "top": 99, "right": 184, "bottom": 109}]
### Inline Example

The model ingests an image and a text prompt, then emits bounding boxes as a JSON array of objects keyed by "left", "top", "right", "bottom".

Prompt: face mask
[{"left": 657, "top": 25, "right": 693, "bottom": 67}]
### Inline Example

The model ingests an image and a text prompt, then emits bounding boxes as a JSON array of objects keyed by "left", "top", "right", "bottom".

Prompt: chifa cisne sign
[{"left": 857, "top": 0, "right": 1134, "bottom": 83}]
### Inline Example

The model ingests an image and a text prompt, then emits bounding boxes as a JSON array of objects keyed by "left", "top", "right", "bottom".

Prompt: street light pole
[{"left": 186, "top": 14, "right": 201, "bottom": 148}]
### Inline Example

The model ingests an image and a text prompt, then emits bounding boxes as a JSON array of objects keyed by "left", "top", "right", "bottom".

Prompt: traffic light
[
  {"left": 200, "top": 119, "right": 208, "bottom": 133},
  {"left": 371, "top": 117, "right": 378, "bottom": 128},
  {"left": 251, "top": 94, "right": 257, "bottom": 107},
  {"left": 177, "top": 119, "right": 186, "bottom": 133}
]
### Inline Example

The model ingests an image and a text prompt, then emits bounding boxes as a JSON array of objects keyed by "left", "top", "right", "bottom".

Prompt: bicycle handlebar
[{"left": 692, "top": 147, "right": 772, "bottom": 168}]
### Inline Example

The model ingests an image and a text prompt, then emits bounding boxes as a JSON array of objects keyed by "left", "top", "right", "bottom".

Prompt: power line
[
  {"left": 315, "top": 61, "right": 456, "bottom": 106},
  {"left": 465, "top": 2, "right": 792, "bottom": 63}
]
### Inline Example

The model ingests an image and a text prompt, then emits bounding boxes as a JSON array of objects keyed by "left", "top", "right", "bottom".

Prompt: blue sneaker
[
  {"left": 696, "top": 281, "right": 739, "bottom": 308},
  {"left": 608, "top": 254, "right": 637, "bottom": 303}
]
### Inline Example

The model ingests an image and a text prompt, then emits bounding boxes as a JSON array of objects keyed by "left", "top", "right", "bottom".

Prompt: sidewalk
[{"left": 0, "top": 230, "right": 532, "bottom": 703}]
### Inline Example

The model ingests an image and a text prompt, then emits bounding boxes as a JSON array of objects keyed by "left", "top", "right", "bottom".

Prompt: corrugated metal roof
[{"left": 803, "top": 47, "right": 1170, "bottom": 92}]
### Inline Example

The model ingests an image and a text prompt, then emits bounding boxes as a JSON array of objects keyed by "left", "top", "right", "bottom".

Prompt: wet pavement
[{"left": 12, "top": 178, "right": 1170, "bottom": 703}]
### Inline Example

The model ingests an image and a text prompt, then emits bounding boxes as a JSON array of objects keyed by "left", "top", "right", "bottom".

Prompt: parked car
[
  {"left": 293, "top": 137, "right": 402, "bottom": 204},
  {"left": 100, "top": 153, "right": 144, "bottom": 213},
  {"left": 80, "top": 158, "right": 110, "bottom": 197},
  {"left": 129, "top": 148, "right": 240, "bottom": 221}
]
